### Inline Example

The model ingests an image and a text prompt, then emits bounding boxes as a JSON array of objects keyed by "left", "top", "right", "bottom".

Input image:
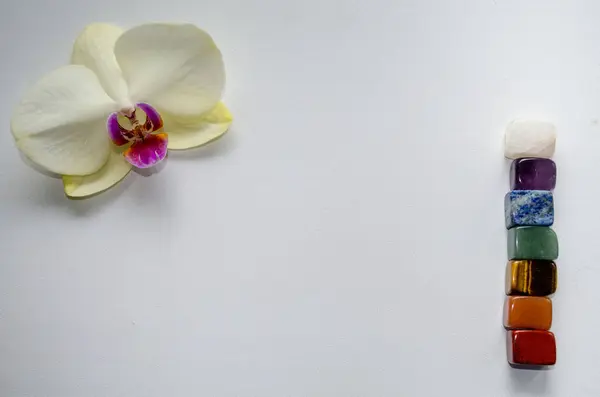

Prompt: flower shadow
[
  {"left": 17, "top": 172, "right": 134, "bottom": 217},
  {"left": 167, "top": 128, "right": 237, "bottom": 161},
  {"left": 18, "top": 152, "right": 133, "bottom": 216},
  {"left": 15, "top": 126, "right": 234, "bottom": 214},
  {"left": 133, "top": 157, "right": 168, "bottom": 177},
  {"left": 66, "top": 176, "right": 135, "bottom": 215}
]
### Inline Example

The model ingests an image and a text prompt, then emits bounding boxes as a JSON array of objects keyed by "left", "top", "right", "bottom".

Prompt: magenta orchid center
[{"left": 106, "top": 102, "right": 168, "bottom": 169}]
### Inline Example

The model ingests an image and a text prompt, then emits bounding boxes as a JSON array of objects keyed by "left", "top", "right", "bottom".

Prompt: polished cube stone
[
  {"left": 505, "top": 190, "right": 554, "bottom": 229},
  {"left": 510, "top": 158, "right": 556, "bottom": 191},
  {"left": 503, "top": 296, "right": 552, "bottom": 330},
  {"left": 504, "top": 120, "right": 556, "bottom": 159},
  {"left": 507, "top": 227, "right": 558, "bottom": 260},
  {"left": 505, "top": 260, "right": 557, "bottom": 296},
  {"left": 507, "top": 330, "right": 556, "bottom": 366}
]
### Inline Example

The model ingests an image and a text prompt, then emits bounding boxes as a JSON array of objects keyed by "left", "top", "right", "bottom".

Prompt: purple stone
[{"left": 510, "top": 158, "right": 556, "bottom": 191}]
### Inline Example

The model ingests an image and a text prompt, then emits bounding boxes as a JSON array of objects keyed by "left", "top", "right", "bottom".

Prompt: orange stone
[
  {"left": 507, "top": 330, "right": 556, "bottom": 366},
  {"left": 503, "top": 296, "right": 552, "bottom": 330}
]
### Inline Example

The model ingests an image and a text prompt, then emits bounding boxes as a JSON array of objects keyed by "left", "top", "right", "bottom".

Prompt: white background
[{"left": 0, "top": 0, "right": 598, "bottom": 396}]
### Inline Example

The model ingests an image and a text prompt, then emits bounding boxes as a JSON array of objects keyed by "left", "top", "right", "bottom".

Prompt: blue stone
[{"left": 505, "top": 191, "right": 554, "bottom": 229}]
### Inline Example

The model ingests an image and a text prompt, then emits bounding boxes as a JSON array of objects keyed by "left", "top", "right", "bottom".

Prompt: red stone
[{"left": 507, "top": 330, "right": 556, "bottom": 366}]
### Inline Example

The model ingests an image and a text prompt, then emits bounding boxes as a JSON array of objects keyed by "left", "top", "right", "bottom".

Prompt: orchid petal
[
  {"left": 114, "top": 23, "right": 225, "bottom": 118},
  {"left": 62, "top": 145, "right": 132, "bottom": 198},
  {"left": 107, "top": 112, "right": 130, "bottom": 146},
  {"left": 163, "top": 102, "right": 232, "bottom": 150},
  {"left": 71, "top": 23, "right": 132, "bottom": 109},
  {"left": 11, "top": 65, "right": 118, "bottom": 175},
  {"left": 137, "top": 102, "right": 163, "bottom": 131},
  {"left": 124, "top": 133, "right": 168, "bottom": 168}
]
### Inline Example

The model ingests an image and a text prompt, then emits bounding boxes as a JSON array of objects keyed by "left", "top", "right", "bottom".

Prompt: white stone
[{"left": 504, "top": 120, "right": 556, "bottom": 159}]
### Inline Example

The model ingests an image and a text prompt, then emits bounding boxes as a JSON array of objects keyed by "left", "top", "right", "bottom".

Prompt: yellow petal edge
[
  {"left": 62, "top": 147, "right": 132, "bottom": 199},
  {"left": 166, "top": 102, "right": 233, "bottom": 150}
]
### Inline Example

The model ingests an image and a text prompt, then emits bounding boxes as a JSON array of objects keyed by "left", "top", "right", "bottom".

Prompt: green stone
[{"left": 508, "top": 227, "right": 559, "bottom": 260}]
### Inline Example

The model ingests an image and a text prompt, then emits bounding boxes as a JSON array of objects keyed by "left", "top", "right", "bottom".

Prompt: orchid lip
[
  {"left": 106, "top": 102, "right": 167, "bottom": 168},
  {"left": 124, "top": 133, "right": 168, "bottom": 168}
]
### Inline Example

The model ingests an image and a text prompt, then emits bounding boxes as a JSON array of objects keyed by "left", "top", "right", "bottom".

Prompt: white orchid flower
[{"left": 11, "top": 23, "right": 232, "bottom": 198}]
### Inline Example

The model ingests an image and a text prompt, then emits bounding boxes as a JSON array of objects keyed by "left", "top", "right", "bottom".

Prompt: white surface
[{"left": 0, "top": 1, "right": 599, "bottom": 396}]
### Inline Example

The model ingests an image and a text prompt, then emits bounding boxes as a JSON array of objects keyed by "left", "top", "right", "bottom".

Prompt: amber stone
[
  {"left": 504, "top": 296, "right": 552, "bottom": 330},
  {"left": 507, "top": 330, "right": 556, "bottom": 366},
  {"left": 506, "top": 260, "right": 557, "bottom": 296}
]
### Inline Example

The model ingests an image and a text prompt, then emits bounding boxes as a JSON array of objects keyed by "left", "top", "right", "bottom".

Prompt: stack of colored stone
[{"left": 503, "top": 120, "right": 558, "bottom": 367}]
